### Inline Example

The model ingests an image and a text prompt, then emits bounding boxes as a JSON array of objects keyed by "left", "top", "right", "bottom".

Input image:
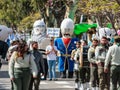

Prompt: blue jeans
[{"left": 47, "top": 60, "right": 56, "bottom": 79}]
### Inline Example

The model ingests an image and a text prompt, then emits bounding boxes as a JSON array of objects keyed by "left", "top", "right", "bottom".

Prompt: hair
[
  {"left": 82, "top": 40, "right": 88, "bottom": 45},
  {"left": 76, "top": 41, "right": 81, "bottom": 45},
  {"left": 114, "top": 36, "right": 120, "bottom": 43},
  {"left": 11, "top": 40, "right": 19, "bottom": 46},
  {"left": 92, "top": 38, "right": 99, "bottom": 42},
  {"left": 101, "top": 36, "right": 108, "bottom": 40},
  {"left": 50, "top": 37, "right": 54, "bottom": 41},
  {"left": 32, "top": 41, "right": 38, "bottom": 46},
  {"left": 15, "top": 41, "right": 27, "bottom": 59}
]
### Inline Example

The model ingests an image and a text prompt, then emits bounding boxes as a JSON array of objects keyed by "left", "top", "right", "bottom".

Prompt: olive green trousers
[{"left": 12, "top": 68, "right": 31, "bottom": 90}]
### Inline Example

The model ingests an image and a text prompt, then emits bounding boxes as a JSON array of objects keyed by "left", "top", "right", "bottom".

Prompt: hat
[
  {"left": 114, "top": 36, "right": 120, "bottom": 43},
  {"left": 50, "top": 37, "right": 54, "bottom": 41},
  {"left": 117, "top": 30, "right": 120, "bottom": 36}
]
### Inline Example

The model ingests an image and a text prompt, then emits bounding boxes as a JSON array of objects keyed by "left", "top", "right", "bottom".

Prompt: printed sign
[{"left": 47, "top": 28, "right": 60, "bottom": 37}]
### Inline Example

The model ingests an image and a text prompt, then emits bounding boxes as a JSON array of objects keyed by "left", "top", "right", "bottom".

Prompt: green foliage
[{"left": 0, "top": 0, "right": 120, "bottom": 32}]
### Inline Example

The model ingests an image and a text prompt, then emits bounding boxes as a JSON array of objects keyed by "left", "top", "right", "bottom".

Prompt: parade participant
[
  {"left": 46, "top": 38, "right": 58, "bottom": 81},
  {"left": 88, "top": 38, "right": 99, "bottom": 90},
  {"left": 104, "top": 36, "right": 120, "bottom": 90},
  {"left": 30, "top": 19, "right": 50, "bottom": 80},
  {"left": 55, "top": 18, "right": 78, "bottom": 78},
  {"left": 8, "top": 41, "right": 38, "bottom": 90},
  {"left": 95, "top": 36, "right": 110, "bottom": 90},
  {"left": 29, "top": 41, "right": 44, "bottom": 90},
  {"left": 79, "top": 40, "right": 90, "bottom": 90},
  {"left": 71, "top": 41, "right": 81, "bottom": 90},
  {"left": 0, "top": 25, "right": 12, "bottom": 68}
]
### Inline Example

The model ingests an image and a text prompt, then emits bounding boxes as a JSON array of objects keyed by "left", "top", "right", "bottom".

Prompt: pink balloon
[{"left": 117, "top": 30, "right": 120, "bottom": 35}]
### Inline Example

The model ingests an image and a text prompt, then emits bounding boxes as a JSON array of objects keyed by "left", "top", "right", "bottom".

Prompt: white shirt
[{"left": 46, "top": 45, "right": 58, "bottom": 60}]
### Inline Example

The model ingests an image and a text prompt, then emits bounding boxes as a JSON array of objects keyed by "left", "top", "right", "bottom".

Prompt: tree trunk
[
  {"left": 115, "top": 0, "right": 120, "bottom": 6},
  {"left": 64, "top": 0, "right": 79, "bottom": 20}
]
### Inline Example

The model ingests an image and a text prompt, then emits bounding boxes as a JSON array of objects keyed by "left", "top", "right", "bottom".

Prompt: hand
[
  {"left": 0, "top": 55, "right": 1, "bottom": 59},
  {"left": 33, "top": 76, "right": 37, "bottom": 79},
  {"left": 10, "top": 77, "right": 15, "bottom": 81},
  {"left": 79, "top": 64, "right": 83, "bottom": 68},
  {"left": 96, "top": 60, "right": 101, "bottom": 64},
  {"left": 104, "top": 68, "right": 108, "bottom": 73}
]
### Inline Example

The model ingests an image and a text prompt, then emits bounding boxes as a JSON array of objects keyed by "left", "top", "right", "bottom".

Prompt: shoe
[
  {"left": 53, "top": 79, "right": 58, "bottom": 81},
  {"left": 60, "top": 75, "right": 66, "bottom": 78},
  {"left": 49, "top": 79, "right": 52, "bottom": 81}
]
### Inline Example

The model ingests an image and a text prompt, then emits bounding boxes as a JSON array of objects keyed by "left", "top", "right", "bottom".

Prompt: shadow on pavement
[{"left": 0, "top": 71, "right": 9, "bottom": 78}]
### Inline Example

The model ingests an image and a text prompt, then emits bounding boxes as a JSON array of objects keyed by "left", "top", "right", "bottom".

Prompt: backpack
[{"left": 83, "top": 46, "right": 89, "bottom": 59}]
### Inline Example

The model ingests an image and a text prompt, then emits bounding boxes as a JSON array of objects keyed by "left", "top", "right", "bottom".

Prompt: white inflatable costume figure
[
  {"left": 98, "top": 27, "right": 112, "bottom": 40},
  {"left": 30, "top": 19, "right": 49, "bottom": 80},
  {"left": 0, "top": 25, "right": 12, "bottom": 68},
  {"left": 54, "top": 18, "right": 78, "bottom": 78}
]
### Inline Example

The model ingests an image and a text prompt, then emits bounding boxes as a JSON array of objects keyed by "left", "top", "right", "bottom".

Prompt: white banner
[{"left": 47, "top": 28, "right": 60, "bottom": 37}]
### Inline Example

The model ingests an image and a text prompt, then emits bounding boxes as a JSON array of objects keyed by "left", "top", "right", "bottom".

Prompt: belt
[
  {"left": 14, "top": 67, "right": 30, "bottom": 70},
  {"left": 61, "top": 54, "right": 71, "bottom": 57},
  {"left": 112, "top": 64, "right": 120, "bottom": 66}
]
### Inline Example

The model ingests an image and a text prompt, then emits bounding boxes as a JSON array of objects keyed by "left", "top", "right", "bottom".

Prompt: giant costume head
[
  {"left": 98, "top": 27, "right": 112, "bottom": 40},
  {"left": 0, "top": 25, "right": 12, "bottom": 41},
  {"left": 33, "top": 19, "right": 46, "bottom": 36},
  {"left": 60, "top": 18, "right": 74, "bottom": 38}
]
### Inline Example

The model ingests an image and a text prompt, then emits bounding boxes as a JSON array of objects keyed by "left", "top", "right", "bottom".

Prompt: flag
[{"left": 74, "top": 23, "right": 97, "bottom": 35}]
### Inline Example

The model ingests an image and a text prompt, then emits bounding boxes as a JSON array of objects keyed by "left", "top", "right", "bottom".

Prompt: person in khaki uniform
[
  {"left": 95, "top": 36, "right": 110, "bottom": 90},
  {"left": 88, "top": 39, "right": 99, "bottom": 90},
  {"left": 71, "top": 41, "right": 81, "bottom": 90},
  {"left": 9, "top": 41, "right": 38, "bottom": 90},
  {"left": 104, "top": 36, "right": 120, "bottom": 90}
]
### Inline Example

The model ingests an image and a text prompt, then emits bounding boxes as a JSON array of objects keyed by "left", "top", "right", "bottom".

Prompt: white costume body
[{"left": 30, "top": 19, "right": 49, "bottom": 80}]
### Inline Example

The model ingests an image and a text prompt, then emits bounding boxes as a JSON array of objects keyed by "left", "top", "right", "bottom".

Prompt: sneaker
[
  {"left": 53, "top": 79, "right": 58, "bottom": 81},
  {"left": 49, "top": 79, "right": 52, "bottom": 81}
]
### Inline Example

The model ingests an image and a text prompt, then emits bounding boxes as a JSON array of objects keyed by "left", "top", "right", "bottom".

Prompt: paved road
[{"left": 0, "top": 62, "right": 75, "bottom": 90}]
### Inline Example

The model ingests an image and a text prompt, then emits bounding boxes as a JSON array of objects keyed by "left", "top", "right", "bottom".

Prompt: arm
[
  {"left": 45, "top": 46, "right": 51, "bottom": 55},
  {"left": 39, "top": 53, "right": 44, "bottom": 74},
  {"left": 95, "top": 47, "right": 105, "bottom": 61},
  {"left": 79, "top": 47, "right": 83, "bottom": 67},
  {"left": 104, "top": 47, "right": 112, "bottom": 68},
  {"left": 30, "top": 54, "right": 38, "bottom": 78},
  {"left": 88, "top": 48, "right": 96, "bottom": 63},
  {"left": 52, "top": 46, "right": 58, "bottom": 55},
  {"left": 8, "top": 52, "right": 15, "bottom": 80}
]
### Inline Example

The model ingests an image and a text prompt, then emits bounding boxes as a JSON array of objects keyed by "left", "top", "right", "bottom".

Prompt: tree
[{"left": 77, "top": 0, "right": 120, "bottom": 31}]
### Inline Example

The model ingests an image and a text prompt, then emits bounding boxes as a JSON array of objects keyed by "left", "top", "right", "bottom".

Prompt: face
[
  {"left": 60, "top": 18, "right": 74, "bottom": 38},
  {"left": 33, "top": 19, "right": 46, "bottom": 35},
  {"left": 76, "top": 42, "right": 80, "bottom": 48},
  {"left": 61, "top": 28, "right": 73, "bottom": 37},
  {"left": 24, "top": 44, "right": 29, "bottom": 51},
  {"left": 100, "top": 38, "right": 108, "bottom": 45},
  {"left": 92, "top": 40, "right": 98, "bottom": 46},
  {"left": 32, "top": 43, "right": 38, "bottom": 49},
  {"left": 81, "top": 41, "right": 87, "bottom": 46},
  {"left": 33, "top": 26, "right": 45, "bottom": 35}
]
